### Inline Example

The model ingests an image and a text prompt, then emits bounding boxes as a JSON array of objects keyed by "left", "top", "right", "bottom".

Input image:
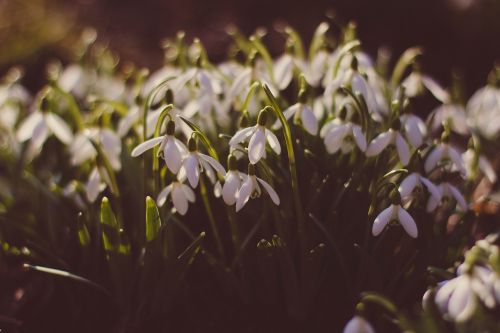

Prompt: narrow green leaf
[
  {"left": 390, "top": 47, "right": 423, "bottom": 87},
  {"left": 100, "top": 197, "right": 120, "bottom": 251},
  {"left": 77, "top": 212, "right": 90, "bottom": 246},
  {"left": 145, "top": 196, "right": 161, "bottom": 242}
]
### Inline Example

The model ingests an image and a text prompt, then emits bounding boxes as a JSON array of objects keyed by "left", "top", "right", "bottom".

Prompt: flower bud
[
  {"left": 187, "top": 137, "right": 197, "bottom": 152},
  {"left": 166, "top": 120, "right": 176, "bottom": 135},
  {"left": 257, "top": 107, "right": 272, "bottom": 126},
  {"left": 227, "top": 154, "right": 237, "bottom": 170}
]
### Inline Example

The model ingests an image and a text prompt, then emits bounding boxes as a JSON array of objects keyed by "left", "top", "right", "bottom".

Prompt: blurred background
[{"left": 0, "top": 0, "right": 499, "bottom": 95}]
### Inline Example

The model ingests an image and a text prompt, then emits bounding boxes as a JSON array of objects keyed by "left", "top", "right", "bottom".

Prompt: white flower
[
  {"left": 85, "top": 166, "right": 110, "bottom": 202},
  {"left": 229, "top": 107, "right": 281, "bottom": 164},
  {"left": 466, "top": 83, "right": 500, "bottom": 139},
  {"left": 400, "top": 113, "right": 427, "bottom": 147},
  {"left": 320, "top": 115, "right": 366, "bottom": 154},
  {"left": 214, "top": 155, "right": 245, "bottom": 206},
  {"left": 462, "top": 148, "right": 497, "bottom": 184},
  {"left": 156, "top": 180, "right": 195, "bottom": 215},
  {"left": 399, "top": 172, "right": 441, "bottom": 202},
  {"left": 272, "top": 53, "right": 295, "bottom": 91},
  {"left": 273, "top": 99, "right": 318, "bottom": 135},
  {"left": 372, "top": 199, "right": 418, "bottom": 238},
  {"left": 295, "top": 49, "right": 329, "bottom": 87},
  {"left": 235, "top": 164, "right": 280, "bottom": 212},
  {"left": 424, "top": 141, "right": 465, "bottom": 175},
  {"left": 366, "top": 122, "right": 410, "bottom": 166},
  {"left": 177, "top": 138, "right": 226, "bottom": 188},
  {"left": 435, "top": 265, "right": 495, "bottom": 322},
  {"left": 16, "top": 105, "right": 73, "bottom": 156},
  {"left": 402, "top": 70, "right": 449, "bottom": 103},
  {"left": 428, "top": 103, "right": 469, "bottom": 135},
  {"left": 426, "top": 181, "right": 468, "bottom": 212},
  {"left": 131, "top": 120, "right": 187, "bottom": 174},
  {"left": 342, "top": 315, "right": 375, "bottom": 333},
  {"left": 70, "top": 128, "right": 122, "bottom": 170}
]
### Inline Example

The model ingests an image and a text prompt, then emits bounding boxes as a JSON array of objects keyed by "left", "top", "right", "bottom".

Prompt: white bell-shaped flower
[
  {"left": 229, "top": 107, "right": 281, "bottom": 165},
  {"left": 320, "top": 108, "right": 366, "bottom": 154},
  {"left": 70, "top": 127, "right": 122, "bottom": 171},
  {"left": 342, "top": 315, "right": 375, "bottom": 333},
  {"left": 366, "top": 119, "right": 410, "bottom": 166},
  {"left": 462, "top": 147, "right": 497, "bottom": 184},
  {"left": 428, "top": 103, "right": 469, "bottom": 135},
  {"left": 399, "top": 171, "right": 441, "bottom": 202},
  {"left": 399, "top": 101, "right": 427, "bottom": 147},
  {"left": 178, "top": 137, "right": 225, "bottom": 188},
  {"left": 426, "top": 177, "right": 468, "bottom": 212},
  {"left": 156, "top": 178, "right": 195, "bottom": 216},
  {"left": 424, "top": 136, "right": 465, "bottom": 175},
  {"left": 401, "top": 67, "right": 449, "bottom": 103},
  {"left": 273, "top": 91, "right": 318, "bottom": 135},
  {"left": 214, "top": 155, "right": 246, "bottom": 206},
  {"left": 466, "top": 80, "right": 500, "bottom": 139},
  {"left": 235, "top": 164, "right": 280, "bottom": 212},
  {"left": 131, "top": 120, "right": 187, "bottom": 174},
  {"left": 372, "top": 192, "right": 418, "bottom": 238}
]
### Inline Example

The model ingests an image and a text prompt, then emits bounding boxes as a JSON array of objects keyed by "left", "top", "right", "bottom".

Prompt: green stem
[
  {"left": 52, "top": 84, "right": 85, "bottom": 131},
  {"left": 199, "top": 177, "right": 225, "bottom": 261},
  {"left": 263, "top": 84, "right": 307, "bottom": 252}
]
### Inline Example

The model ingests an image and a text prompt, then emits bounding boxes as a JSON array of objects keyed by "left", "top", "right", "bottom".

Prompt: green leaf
[
  {"left": 100, "top": 197, "right": 120, "bottom": 252},
  {"left": 145, "top": 196, "right": 161, "bottom": 242},
  {"left": 390, "top": 47, "right": 423, "bottom": 87},
  {"left": 77, "top": 212, "right": 90, "bottom": 246}
]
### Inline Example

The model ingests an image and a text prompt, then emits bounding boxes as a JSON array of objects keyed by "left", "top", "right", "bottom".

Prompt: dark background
[{"left": 1, "top": 0, "right": 500, "bottom": 96}]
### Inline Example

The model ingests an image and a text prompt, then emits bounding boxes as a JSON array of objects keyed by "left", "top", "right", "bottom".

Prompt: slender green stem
[
  {"left": 142, "top": 77, "right": 175, "bottom": 141},
  {"left": 52, "top": 84, "right": 85, "bottom": 131},
  {"left": 263, "top": 84, "right": 307, "bottom": 251},
  {"left": 199, "top": 177, "right": 225, "bottom": 261}
]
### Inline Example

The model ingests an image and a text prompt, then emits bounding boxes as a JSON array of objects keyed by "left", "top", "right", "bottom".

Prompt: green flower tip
[
  {"left": 247, "top": 163, "right": 256, "bottom": 175},
  {"left": 188, "top": 137, "right": 197, "bottom": 152},
  {"left": 390, "top": 189, "right": 401, "bottom": 205},
  {"left": 227, "top": 154, "right": 237, "bottom": 170},
  {"left": 257, "top": 107, "right": 272, "bottom": 126},
  {"left": 166, "top": 120, "right": 176, "bottom": 135},
  {"left": 164, "top": 89, "right": 174, "bottom": 105}
]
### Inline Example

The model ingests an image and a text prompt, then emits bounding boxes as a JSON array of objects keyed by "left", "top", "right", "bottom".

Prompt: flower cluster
[{"left": 1, "top": 23, "right": 499, "bottom": 331}]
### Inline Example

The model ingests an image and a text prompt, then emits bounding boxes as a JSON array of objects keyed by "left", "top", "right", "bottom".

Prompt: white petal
[
  {"left": 352, "top": 125, "right": 367, "bottom": 152},
  {"left": 435, "top": 279, "right": 459, "bottom": 313},
  {"left": 447, "top": 146, "right": 465, "bottom": 174},
  {"left": 70, "top": 134, "right": 96, "bottom": 165},
  {"left": 184, "top": 154, "right": 200, "bottom": 188},
  {"left": 199, "top": 153, "right": 226, "bottom": 175},
  {"left": 300, "top": 105, "right": 319, "bottom": 135},
  {"left": 85, "top": 167, "right": 102, "bottom": 202},
  {"left": 372, "top": 205, "right": 393, "bottom": 236},
  {"left": 324, "top": 125, "right": 349, "bottom": 154},
  {"left": 45, "top": 113, "right": 73, "bottom": 144},
  {"left": 479, "top": 156, "right": 497, "bottom": 183},
  {"left": 229, "top": 126, "right": 255, "bottom": 147},
  {"left": 274, "top": 54, "right": 294, "bottom": 90},
  {"left": 157, "top": 184, "right": 173, "bottom": 207},
  {"left": 265, "top": 129, "right": 281, "bottom": 155},
  {"left": 342, "top": 316, "right": 375, "bottom": 333},
  {"left": 448, "top": 279, "right": 475, "bottom": 322},
  {"left": 131, "top": 136, "right": 164, "bottom": 157},
  {"left": 399, "top": 173, "right": 419, "bottom": 198},
  {"left": 397, "top": 206, "right": 418, "bottom": 238},
  {"left": 31, "top": 117, "right": 49, "bottom": 150},
  {"left": 422, "top": 76, "right": 450, "bottom": 103},
  {"left": 449, "top": 184, "right": 468, "bottom": 212},
  {"left": 181, "top": 184, "right": 196, "bottom": 202},
  {"left": 273, "top": 104, "right": 299, "bottom": 130},
  {"left": 16, "top": 111, "right": 43, "bottom": 142},
  {"left": 172, "top": 186, "right": 189, "bottom": 215},
  {"left": 366, "top": 131, "right": 393, "bottom": 157},
  {"left": 164, "top": 137, "right": 183, "bottom": 173},
  {"left": 420, "top": 177, "right": 442, "bottom": 201},
  {"left": 395, "top": 133, "right": 410, "bottom": 166},
  {"left": 404, "top": 115, "right": 425, "bottom": 147},
  {"left": 222, "top": 172, "right": 240, "bottom": 205},
  {"left": 248, "top": 128, "right": 266, "bottom": 164},
  {"left": 256, "top": 177, "right": 280, "bottom": 206},
  {"left": 424, "top": 145, "right": 444, "bottom": 173},
  {"left": 235, "top": 177, "right": 253, "bottom": 212}
]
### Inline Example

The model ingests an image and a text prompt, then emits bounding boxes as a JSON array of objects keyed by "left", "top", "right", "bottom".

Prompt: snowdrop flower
[
  {"left": 16, "top": 97, "right": 73, "bottom": 154},
  {"left": 324, "top": 57, "right": 381, "bottom": 119},
  {"left": 85, "top": 166, "right": 110, "bottom": 202},
  {"left": 424, "top": 135, "right": 465, "bottom": 174},
  {"left": 434, "top": 264, "right": 495, "bottom": 322},
  {"left": 372, "top": 192, "right": 418, "bottom": 238},
  {"left": 271, "top": 52, "right": 295, "bottom": 91},
  {"left": 428, "top": 103, "right": 469, "bottom": 135},
  {"left": 399, "top": 172, "right": 441, "bottom": 202},
  {"left": 366, "top": 119, "right": 410, "bottom": 166},
  {"left": 157, "top": 178, "right": 195, "bottom": 216},
  {"left": 295, "top": 48, "right": 329, "bottom": 88},
  {"left": 462, "top": 146, "right": 497, "bottom": 184},
  {"left": 466, "top": 74, "right": 500, "bottom": 139},
  {"left": 273, "top": 91, "right": 318, "bottom": 135},
  {"left": 131, "top": 120, "right": 187, "bottom": 174},
  {"left": 229, "top": 107, "right": 281, "bottom": 164},
  {"left": 235, "top": 164, "right": 280, "bottom": 212},
  {"left": 214, "top": 155, "right": 246, "bottom": 206},
  {"left": 178, "top": 137, "right": 225, "bottom": 188},
  {"left": 342, "top": 315, "right": 375, "bottom": 333},
  {"left": 70, "top": 127, "right": 122, "bottom": 170},
  {"left": 320, "top": 108, "right": 366, "bottom": 154},
  {"left": 426, "top": 176, "right": 468, "bottom": 212},
  {"left": 401, "top": 65, "right": 449, "bottom": 103},
  {"left": 399, "top": 100, "right": 427, "bottom": 147}
]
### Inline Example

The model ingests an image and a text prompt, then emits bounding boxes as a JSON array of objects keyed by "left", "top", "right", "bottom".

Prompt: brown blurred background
[{"left": 1, "top": 0, "right": 499, "bottom": 95}]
